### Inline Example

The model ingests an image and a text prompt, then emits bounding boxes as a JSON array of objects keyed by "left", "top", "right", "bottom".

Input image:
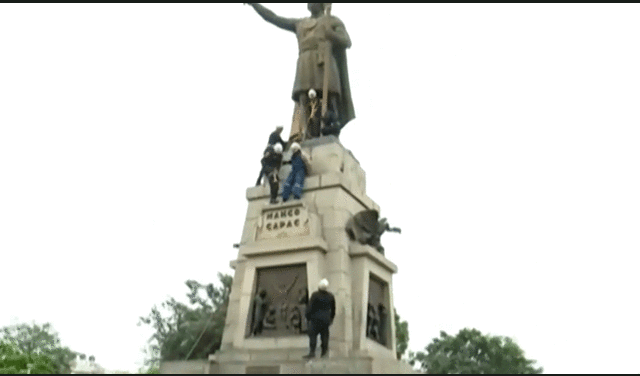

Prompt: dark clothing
[
  {"left": 305, "top": 290, "right": 336, "bottom": 324},
  {"left": 305, "top": 290, "right": 336, "bottom": 357},
  {"left": 268, "top": 131, "right": 287, "bottom": 148},
  {"left": 256, "top": 145, "right": 283, "bottom": 187},
  {"left": 320, "top": 111, "right": 345, "bottom": 138},
  {"left": 267, "top": 174, "right": 279, "bottom": 203},
  {"left": 262, "top": 146, "right": 283, "bottom": 175},
  {"left": 307, "top": 319, "right": 330, "bottom": 356}
]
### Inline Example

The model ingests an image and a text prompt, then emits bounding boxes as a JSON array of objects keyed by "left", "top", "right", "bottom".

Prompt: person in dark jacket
[
  {"left": 268, "top": 126, "right": 287, "bottom": 148},
  {"left": 303, "top": 278, "right": 336, "bottom": 359},
  {"left": 256, "top": 126, "right": 287, "bottom": 186},
  {"left": 282, "top": 142, "right": 311, "bottom": 202},
  {"left": 258, "top": 143, "right": 283, "bottom": 203}
]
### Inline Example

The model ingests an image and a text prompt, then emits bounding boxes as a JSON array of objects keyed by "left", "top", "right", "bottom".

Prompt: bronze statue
[
  {"left": 346, "top": 209, "right": 401, "bottom": 255},
  {"left": 245, "top": 3, "right": 355, "bottom": 142},
  {"left": 247, "top": 265, "right": 308, "bottom": 337},
  {"left": 250, "top": 290, "right": 268, "bottom": 336}
]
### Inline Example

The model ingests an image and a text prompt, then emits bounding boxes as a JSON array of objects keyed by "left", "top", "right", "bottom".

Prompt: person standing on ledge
[
  {"left": 303, "top": 278, "right": 336, "bottom": 359},
  {"left": 256, "top": 126, "right": 287, "bottom": 186},
  {"left": 262, "top": 143, "right": 283, "bottom": 204},
  {"left": 282, "top": 142, "right": 311, "bottom": 202},
  {"left": 245, "top": 3, "right": 355, "bottom": 142}
]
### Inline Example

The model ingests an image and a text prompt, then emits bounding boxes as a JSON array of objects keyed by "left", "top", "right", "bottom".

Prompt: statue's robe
[{"left": 289, "top": 15, "right": 355, "bottom": 141}]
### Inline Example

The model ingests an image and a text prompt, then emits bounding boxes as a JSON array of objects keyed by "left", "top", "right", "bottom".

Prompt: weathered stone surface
[
  {"left": 320, "top": 209, "right": 352, "bottom": 231},
  {"left": 239, "top": 217, "right": 258, "bottom": 245},
  {"left": 305, "top": 175, "right": 320, "bottom": 190},
  {"left": 245, "top": 365, "right": 281, "bottom": 374},
  {"left": 159, "top": 360, "right": 207, "bottom": 374},
  {"left": 325, "top": 250, "right": 350, "bottom": 272},
  {"left": 305, "top": 357, "right": 372, "bottom": 374},
  {"left": 309, "top": 142, "right": 344, "bottom": 175},
  {"left": 248, "top": 350, "right": 289, "bottom": 362},
  {"left": 349, "top": 242, "right": 398, "bottom": 274},
  {"left": 343, "top": 150, "right": 366, "bottom": 195}
]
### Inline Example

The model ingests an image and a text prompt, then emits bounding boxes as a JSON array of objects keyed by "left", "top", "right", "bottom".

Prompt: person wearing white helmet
[
  {"left": 303, "top": 278, "right": 336, "bottom": 359},
  {"left": 282, "top": 142, "right": 311, "bottom": 202},
  {"left": 256, "top": 126, "right": 287, "bottom": 186},
  {"left": 258, "top": 143, "right": 284, "bottom": 204}
]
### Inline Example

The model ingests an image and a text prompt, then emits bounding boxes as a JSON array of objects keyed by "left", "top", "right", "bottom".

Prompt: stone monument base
[
  {"left": 207, "top": 352, "right": 416, "bottom": 374},
  {"left": 202, "top": 136, "right": 415, "bottom": 374}
]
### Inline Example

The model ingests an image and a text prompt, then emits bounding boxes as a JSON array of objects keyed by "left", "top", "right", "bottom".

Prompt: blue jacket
[{"left": 290, "top": 150, "right": 307, "bottom": 173}]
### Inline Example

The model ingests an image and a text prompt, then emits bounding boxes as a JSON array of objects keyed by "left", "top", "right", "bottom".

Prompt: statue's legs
[
  {"left": 313, "top": 92, "right": 339, "bottom": 138},
  {"left": 290, "top": 92, "right": 341, "bottom": 142},
  {"left": 322, "top": 94, "right": 340, "bottom": 132}
]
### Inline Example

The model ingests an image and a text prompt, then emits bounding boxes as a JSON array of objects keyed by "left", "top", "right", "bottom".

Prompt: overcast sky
[{"left": 1, "top": 3, "right": 639, "bottom": 374}]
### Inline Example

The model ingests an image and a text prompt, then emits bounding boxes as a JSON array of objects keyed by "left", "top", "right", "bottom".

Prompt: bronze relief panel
[{"left": 247, "top": 263, "right": 309, "bottom": 338}]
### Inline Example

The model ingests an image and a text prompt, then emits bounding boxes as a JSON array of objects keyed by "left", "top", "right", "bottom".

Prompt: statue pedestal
[{"left": 211, "top": 137, "right": 414, "bottom": 374}]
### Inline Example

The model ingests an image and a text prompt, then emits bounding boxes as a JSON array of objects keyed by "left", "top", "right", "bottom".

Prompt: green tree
[
  {"left": 137, "top": 365, "right": 160, "bottom": 374},
  {"left": 409, "top": 328, "right": 543, "bottom": 374},
  {"left": 138, "top": 273, "right": 233, "bottom": 364},
  {"left": 395, "top": 310, "right": 410, "bottom": 360},
  {"left": 0, "top": 339, "right": 57, "bottom": 374},
  {"left": 0, "top": 322, "right": 76, "bottom": 374}
]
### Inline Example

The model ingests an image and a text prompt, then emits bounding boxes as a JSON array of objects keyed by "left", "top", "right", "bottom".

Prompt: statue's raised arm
[{"left": 246, "top": 3, "right": 297, "bottom": 33}]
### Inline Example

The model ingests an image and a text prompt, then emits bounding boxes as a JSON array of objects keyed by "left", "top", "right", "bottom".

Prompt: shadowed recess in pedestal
[{"left": 366, "top": 273, "right": 391, "bottom": 348}]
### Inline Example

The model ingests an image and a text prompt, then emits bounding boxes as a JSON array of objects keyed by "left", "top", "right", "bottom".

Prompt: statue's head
[{"left": 307, "top": 3, "right": 329, "bottom": 15}]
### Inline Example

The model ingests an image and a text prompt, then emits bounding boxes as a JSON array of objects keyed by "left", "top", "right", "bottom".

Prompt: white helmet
[
  {"left": 273, "top": 143, "right": 283, "bottom": 153},
  {"left": 290, "top": 142, "right": 301, "bottom": 152},
  {"left": 318, "top": 278, "right": 329, "bottom": 291},
  {"left": 308, "top": 89, "right": 317, "bottom": 99}
]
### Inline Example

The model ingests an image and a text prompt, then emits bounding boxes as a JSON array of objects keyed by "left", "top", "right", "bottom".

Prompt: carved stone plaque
[
  {"left": 366, "top": 274, "right": 391, "bottom": 348},
  {"left": 246, "top": 263, "right": 309, "bottom": 338},
  {"left": 255, "top": 203, "right": 310, "bottom": 240}
]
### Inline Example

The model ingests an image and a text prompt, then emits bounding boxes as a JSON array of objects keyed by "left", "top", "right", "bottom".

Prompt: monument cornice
[
  {"left": 239, "top": 236, "right": 329, "bottom": 257},
  {"left": 349, "top": 243, "right": 398, "bottom": 274}
]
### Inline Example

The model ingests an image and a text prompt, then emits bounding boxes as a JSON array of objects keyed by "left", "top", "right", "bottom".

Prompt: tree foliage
[
  {"left": 0, "top": 322, "right": 76, "bottom": 374},
  {"left": 138, "top": 273, "right": 233, "bottom": 363},
  {"left": 409, "top": 328, "right": 543, "bottom": 374},
  {"left": 395, "top": 310, "right": 409, "bottom": 360},
  {"left": 0, "top": 339, "right": 57, "bottom": 374}
]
